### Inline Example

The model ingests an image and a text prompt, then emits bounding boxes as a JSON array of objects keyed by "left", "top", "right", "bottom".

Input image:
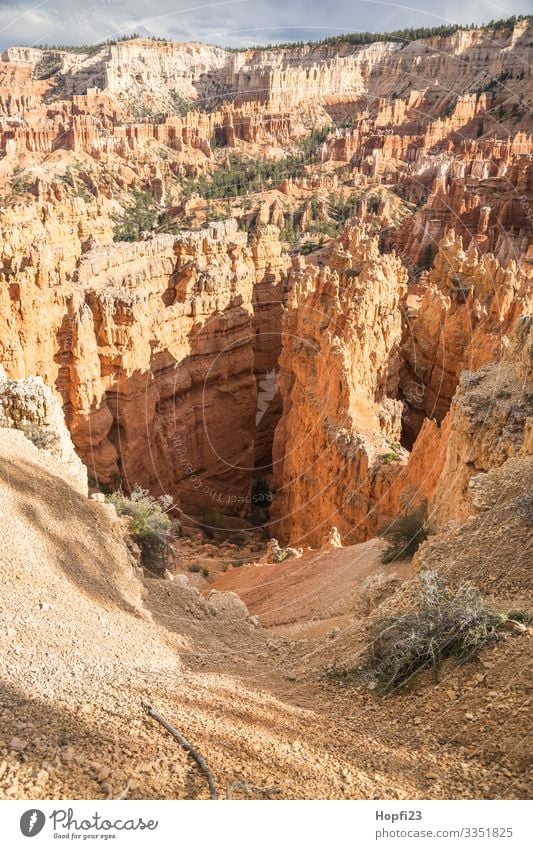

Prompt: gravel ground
[{"left": 0, "top": 430, "right": 530, "bottom": 800}]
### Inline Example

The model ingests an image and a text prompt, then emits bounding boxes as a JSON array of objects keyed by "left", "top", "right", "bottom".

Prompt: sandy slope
[
  {"left": 0, "top": 430, "right": 386, "bottom": 799},
  {"left": 0, "top": 429, "right": 530, "bottom": 800},
  {"left": 211, "top": 539, "right": 412, "bottom": 636}
]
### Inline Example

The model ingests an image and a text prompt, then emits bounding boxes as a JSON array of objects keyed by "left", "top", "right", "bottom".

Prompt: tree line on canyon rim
[{"left": 33, "top": 15, "right": 529, "bottom": 56}]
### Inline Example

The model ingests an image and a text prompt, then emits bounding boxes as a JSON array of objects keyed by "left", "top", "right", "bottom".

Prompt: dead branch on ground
[{"left": 141, "top": 701, "right": 218, "bottom": 799}]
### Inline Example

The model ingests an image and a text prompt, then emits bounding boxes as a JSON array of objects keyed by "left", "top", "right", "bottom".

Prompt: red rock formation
[
  {"left": 400, "top": 229, "right": 532, "bottom": 442},
  {"left": 426, "top": 314, "right": 531, "bottom": 531},
  {"left": 0, "top": 21, "right": 531, "bottom": 540},
  {"left": 269, "top": 224, "right": 407, "bottom": 546},
  {"left": 0, "top": 208, "right": 288, "bottom": 517}
]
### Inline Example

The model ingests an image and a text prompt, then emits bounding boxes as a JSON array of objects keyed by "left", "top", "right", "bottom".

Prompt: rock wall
[
  {"left": 0, "top": 212, "right": 288, "bottom": 516},
  {"left": 429, "top": 314, "right": 532, "bottom": 530},
  {"left": 269, "top": 224, "right": 407, "bottom": 546},
  {"left": 67, "top": 221, "right": 287, "bottom": 513},
  {"left": 268, "top": 224, "right": 531, "bottom": 547},
  {"left": 400, "top": 229, "right": 532, "bottom": 443},
  {"left": 0, "top": 367, "right": 88, "bottom": 494},
  {"left": 0, "top": 21, "right": 531, "bottom": 540}
]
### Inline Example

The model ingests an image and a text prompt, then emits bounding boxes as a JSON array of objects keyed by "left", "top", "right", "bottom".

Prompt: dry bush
[
  {"left": 380, "top": 511, "right": 428, "bottom": 563},
  {"left": 366, "top": 571, "right": 502, "bottom": 692}
]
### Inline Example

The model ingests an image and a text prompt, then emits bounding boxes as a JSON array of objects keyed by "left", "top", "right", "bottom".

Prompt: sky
[{"left": 0, "top": 0, "right": 529, "bottom": 51}]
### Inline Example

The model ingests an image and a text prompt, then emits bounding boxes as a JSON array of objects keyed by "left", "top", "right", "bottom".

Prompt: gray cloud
[{"left": 0, "top": 0, "right": 529, "bottom": 51}]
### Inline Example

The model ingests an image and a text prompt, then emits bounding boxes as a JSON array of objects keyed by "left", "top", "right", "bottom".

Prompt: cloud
[{"left": 0, "top": 0, "right": 529, "bottom": 51}]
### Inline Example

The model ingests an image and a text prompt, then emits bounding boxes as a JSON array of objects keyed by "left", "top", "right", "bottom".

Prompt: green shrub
[
  {"left": 380, "top": 451, "right": 400, "bottom": 465},
  {"left": 5, "top": 167, "right": 35, "bottom": 201},
  {"left": 75, "top": 184, "right": 93, "bottom": 203},
  {"left": 182, "top": 127, "right": 331, "bottom": 201},
  {"left": 326, "top": 663, "right": 354, "bottom": 682},
  {"left": 307, "top": 220, "right": 339, "bottom": 239},
  {"left": 113, "top": 190, "right": 158, "bottom": 241},
  {"left": 366, "top": 572, "right": 503, "bottom": 692},
  {"left": 199, "top": 508, "right": 227, "bottom": 539},
  {"left": 505, "top": 609, "right": 533, "bottom": 626},
  {"left": 187, "top": 562, "right": 210, "bottom": 578},
  {"left": 19, "top": 423, "right": 60, "bottom": 452},
  {"left": 380, "top": 511, "right": 428, "bottom": 563},
  {"left": 107, "top": 485, "right": 176, "bottom": 575},
  {"left": 170, "top": 91, "right": 195, "bottom": 116}
]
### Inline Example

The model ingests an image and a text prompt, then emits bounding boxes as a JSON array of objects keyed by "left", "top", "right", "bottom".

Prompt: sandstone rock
[
  {"left": 327, "top": 527, "right": 342, "bottom": 548},
  {"left": 266, "top": 538, "right": 303, "bottom": 563},
  {"left": 270, "top": 223, "right": 407, "bottom": 546},
  {"left": 0, "top": 373, "right": 88, "bottom": 494},
  {"left": 9, "top": 737, "right": 27, "bottom": 752},
  {"left": 400, "top": 230, "right": 532, "bottom": 442},
  {"left": 0, "top": 20, "right": 530, "bottom": 571},
  {"left": 207, "top": 589, "right": 250, "bottom": 619}
]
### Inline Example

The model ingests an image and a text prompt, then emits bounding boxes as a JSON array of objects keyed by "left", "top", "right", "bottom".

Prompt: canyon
[
  {"left": 0, "top": 18, "right": 531, "bottom": 800},
  {"left": 1, "top": 19, "right": 531, "bottom": 532}
]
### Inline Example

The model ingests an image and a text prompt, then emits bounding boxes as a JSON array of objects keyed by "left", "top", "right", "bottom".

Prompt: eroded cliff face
[
  {"left": 428, "top": 314, "right": 532, "bottom": 530},
  {"left": 0, "top": 212, "right": 288, "bottom": 517},
  {"left": 400, "top": 229, "right": 532, "bottom": 443},
  {"left": 268, "top": 226, "right": 531, "bottom": 546},
  {"left": 269, "top": 225, "right": 408, "bottom": 546},
  {"left": 72, "top": 221, "right": 287, "bottom": 513},
  {"left": 0, "top": 366, "right": 88, "bottom": 494}
]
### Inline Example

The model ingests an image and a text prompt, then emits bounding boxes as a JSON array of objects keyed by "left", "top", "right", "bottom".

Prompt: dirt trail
[
  {"left": 211, "top": 540, "right": 411, "bottom": 636},
  {"left": 0, "top": 430, "right": 530, "bottom": 800}
]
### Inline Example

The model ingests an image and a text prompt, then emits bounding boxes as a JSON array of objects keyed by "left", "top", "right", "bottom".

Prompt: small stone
[
  {"left": 97, "top": 767, "right": 111, "bottom": 782},
  {"left": 501, "top": 619, "right": 527, "bottom": 635},
  {"left": 35, "top": 769, "right": 49, "bottom": 786},
  {"left": 100, "top": 503, "right": 118, "bottom": 522},
  {"left": 465, "top": 713, "right": 475, "bottom": 721},
  {"left": 9, "top": 737, "right": 27, "bottom": 752}
]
